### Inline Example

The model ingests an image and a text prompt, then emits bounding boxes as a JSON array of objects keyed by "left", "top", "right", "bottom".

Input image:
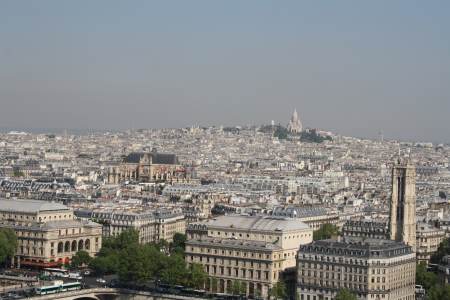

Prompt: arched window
[
  {"left": 64, "top": 241, "right": 70, "bottom": 252},
  {"left": 78, "top": 240, "right": 84, "bottom": 250},
  {"left": 85, "top": 239, "right": 90, "bottom": 250},
  {"left": 71, "top": 240, "right": 77, "bottom": 252},
  {"left": 57, "top": 242, "right": 63, "bottom": 253}
]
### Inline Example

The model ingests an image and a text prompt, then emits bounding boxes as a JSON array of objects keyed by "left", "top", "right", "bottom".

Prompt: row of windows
[
  {"left": 299, "top": 255, "right": 368, "bottom": 265},
  {"left": 1, "top": 214, "right": 36, "bottom": 220},
  {"left": 203, "top": 264, "right": 271, "bottom": 281},
  {"left": 209, "top": 231, "right": 310, "bottom": 240},
  {"left": 301, "top": 262, "right": 368, "bottom": 273},
  {"left": 189, "top": 255, "right": 277, "bottom": 269},
  {"left": 15, "top": 231, "right": 44, "bottom": 238},
  {"left": 191, "top": 247, "right": 273, "bottom": 259},
  {"left": 59, "top": 228, "right": 82, "bottom": 236},
  {"left": 300, "top": 271, "right": 368, "bottom": 282},
  {"left": 300, "top": 279, "right": 368, "bottom": 291},
  {"left": 18, "top": 246, "right": 44, "bottom": 256},
  {"left": 39, "top": 214, "right": 71, "bottom": 221},
  {"left": 18, "top": 239, "right": 44, "bottom": 246}
]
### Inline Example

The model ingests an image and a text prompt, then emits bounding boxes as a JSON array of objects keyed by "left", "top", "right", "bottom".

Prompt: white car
[{"left": 96, "top": 278, "right": 106, "bottom": 284}]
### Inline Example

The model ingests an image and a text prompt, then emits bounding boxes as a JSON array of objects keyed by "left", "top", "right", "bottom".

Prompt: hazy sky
[{"left": 1, "top": 1, "right": 449, "bottom": 142}]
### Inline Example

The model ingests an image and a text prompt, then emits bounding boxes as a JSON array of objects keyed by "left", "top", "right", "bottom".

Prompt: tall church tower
[{"left": 389, "top": 159, "right": 416, "bottom": 251}]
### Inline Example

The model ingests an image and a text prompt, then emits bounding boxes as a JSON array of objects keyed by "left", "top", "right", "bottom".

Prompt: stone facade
[
  {"left": 389, "top": 159, "right": 417, "bottom": 251},
  {"left": 297, "top": 238, "right": 416, "bottom": 300},
  {"left": 107, "top": 151, "right": 188, "bottom": 184},
  {"left": 0, "top": 199, "right": 102, "bottom": 268},
  {"left": 416, "top": 223, "right": 446, "bottom": 264},
  {"left": 342, "top": 220, "right": 388, "bottom": 240},
  {"left": 87, "top": 209, "right": 185, "bottom": 244},
  {"left": 185, "top": 215, "right": 313, "bottom": 298}
]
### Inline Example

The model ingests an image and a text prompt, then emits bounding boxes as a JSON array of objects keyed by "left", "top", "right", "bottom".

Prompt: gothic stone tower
[{"left": 389, "top": 159, "right": 416, "bottom": 251}]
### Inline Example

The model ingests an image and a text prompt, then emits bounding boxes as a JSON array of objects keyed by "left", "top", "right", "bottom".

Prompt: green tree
[
  {"left": 231, "top": 280, "right": 241, "bottom": 295},
  {"left": 160, "top": 254, "right": 189, "bottom": 286},
  {"left": 115, "top": 229, "right": 140, "bottom": 248},
  {"left": 428, "top": 284, "right": 450, "bottom": 300},
  {"left": 70, "top": 250, "right": 92, "bottom": 268},
  {"left": 274, "top": 126, "right": 288, "bottom": 140},
  {"left": 170, "top": 233, "right": 187, "bottom": 254},
  {"left": 335, "top": 288, "right": 357, "bottom": 300},
  {"left": 270, "top": 281, "right": 286, "bottom": 300},
  {"left": 313, "top": 224, "right": 339, "bottom": 240},
  {"left": 431, "top": 238, "right": 450, "bottom": 264},
  {"left": 210, "top": 277, "right": 218, "bottom": 292},
  {"left": 0, "top": 228, "right": 17, "bottom": 266},
  {"left": 118, "top": 245, "right": 156, "bottom": 283},
  {"left": 157, "top": 239, "right": 169, "bottom": 252},
  {"left": 90, "top": 255, "right": 119, "bottom": 275},
  {"left": 13, "top": 170, "right": 24, "bottom": 177},
  {"left": 187, "top": 263, "right": 208, "bottom": 289},
  {"left": 416, "top": 262, "right": 438, "bottom": 290}
]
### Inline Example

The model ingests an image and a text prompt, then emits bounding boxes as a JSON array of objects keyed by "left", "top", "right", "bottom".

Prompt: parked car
[{"left": 96, "top": 278, "right": 106, "bottom": 284}]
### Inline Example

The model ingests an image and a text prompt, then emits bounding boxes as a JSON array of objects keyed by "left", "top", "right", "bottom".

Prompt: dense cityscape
[{"left": 0, "top": 110, "right": 449, "bottom": 300}]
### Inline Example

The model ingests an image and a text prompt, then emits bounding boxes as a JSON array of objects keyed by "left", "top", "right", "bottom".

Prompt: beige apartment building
[
  {"left": 185, "top": 215, "right": 313, "bottom": 298},
  {"left": 416, "top": 223, "right": 446, "bottom": 264},
  {"left": 297, "top": 238, "right": 416, "bottom": 300},
  {"left": 0, "top": 198, "right": 102, "bottom": 268},
  {"left": 86, "top": 208, "right": 185, "bottom": 243}
]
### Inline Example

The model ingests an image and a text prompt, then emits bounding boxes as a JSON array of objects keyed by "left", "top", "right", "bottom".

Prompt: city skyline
[{"left": 1, "top": 1, "right": 449, "bottom": 142}]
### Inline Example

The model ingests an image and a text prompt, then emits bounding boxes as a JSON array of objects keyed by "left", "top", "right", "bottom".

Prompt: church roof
[{"left": 123, "top": 152, "right": 179, "bottom": 165}]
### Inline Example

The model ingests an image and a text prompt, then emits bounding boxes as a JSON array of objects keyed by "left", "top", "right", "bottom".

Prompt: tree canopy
[
  {"left": 335, "top": 288, "right": 357, "bottom": 300},
  {"left": 273, "top": 126, "right": 289, "bottom": 140},
  {"left": 430, "top": 237, "right": 449, "bottom": 264},
  {"left": 70, "top": 250, "right": 92, "bottom": 269},
  {"left": 270, "top": 281, "right": 287, "bottom": 299},
  {"left": 427, "top": 284, "right": 450, "bottom": 300},
  {"left": 89, "top": 229, "right": 206, "bottom": 287},
  {"left": 416, "top": 261, "right": 450, "bottom": 300},
  {"left": 313, "top": 224, "right": 340, "bottom": 241},
  {"left": 416, "top": 262, "right": 438, "bottom": 290},
  {"left": 170, "top": 232, "right": 187, "bottom": 254},
  {"left": 300, "top": 129, "right": 331, "bottom": 143},
  {"left": 0, "top": 228, "right": 17, "bottom": 266}
]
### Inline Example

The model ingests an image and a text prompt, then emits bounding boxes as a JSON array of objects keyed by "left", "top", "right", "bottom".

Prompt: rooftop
[
  {"left": 203, "top": 215, "right": 310, "bottom": 232},
  {"left": 186, "top": 237, "right": 282, "bottom": 251},
  {"left": 299, "top": 237, "right": 413, "bottom": 259},
  {"left": 123, "top": 152, "right": 179, "bottom": 165},
  {"left": 0, "top": 198, "right": 69, "bottom": 214}
]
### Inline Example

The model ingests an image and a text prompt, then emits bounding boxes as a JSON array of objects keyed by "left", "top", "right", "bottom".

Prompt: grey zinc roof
[
  {"left": 204, "top": 215, "right": 310, "bottom": 232},
  {"left": 41, "top": 219, "right": 101, "bottom": 229},
  {"left": 0, "top": 199, "right": 69, "bottom": 213},
  {"left": 186, "top": 237, "right": 282, "bottom": 251}
]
